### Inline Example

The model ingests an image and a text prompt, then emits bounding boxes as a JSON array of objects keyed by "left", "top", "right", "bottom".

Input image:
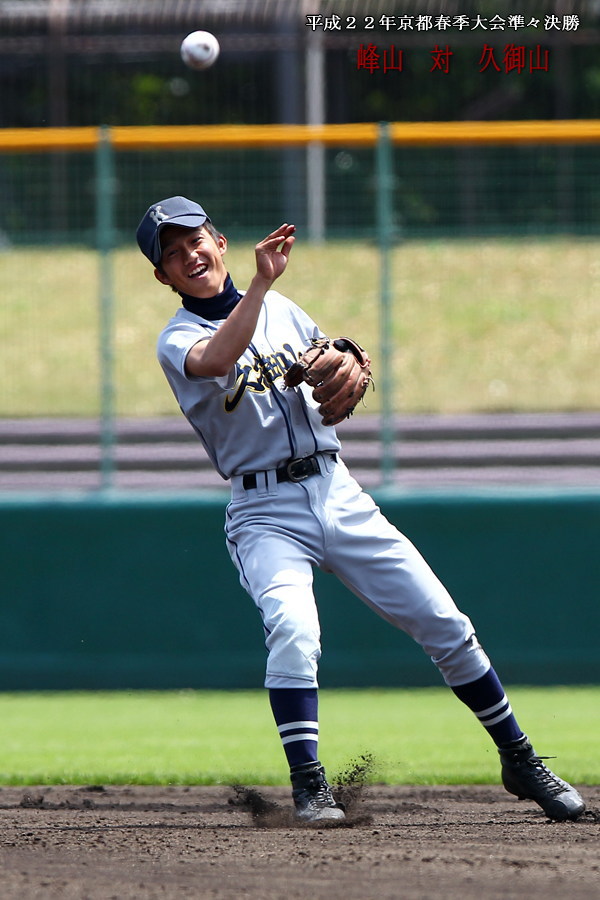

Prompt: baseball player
[{"left": 136, "top": 196, "right": 586, "bottom": 824}]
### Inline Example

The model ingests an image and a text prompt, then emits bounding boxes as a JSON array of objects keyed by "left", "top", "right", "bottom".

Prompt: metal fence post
[
  {"left": 376, "top": 121, "right": 395, "bottom": 486},
  {"left": 306, "top": 30, "right": 326, "bottom": 243},
  {"left": 95, "top": 125, "right": 116, "bottom": 490}
]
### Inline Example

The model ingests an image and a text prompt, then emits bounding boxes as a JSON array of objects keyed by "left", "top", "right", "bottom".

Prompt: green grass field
[
  {"left": 2, "top": 237, "right": 600, "bottom": 417},
  {"left": 0, "top": 687, "right": 597, "bottom": 787}
]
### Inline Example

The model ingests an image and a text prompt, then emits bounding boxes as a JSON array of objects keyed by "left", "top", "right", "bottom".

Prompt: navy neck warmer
[{"left": 180, "top": 273, "right": 241, "bottom": 321}]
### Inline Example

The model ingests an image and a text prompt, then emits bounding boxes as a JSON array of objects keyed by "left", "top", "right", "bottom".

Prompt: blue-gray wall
[{"left": 1, "top": 490, "right": 598, "bottom": 690}]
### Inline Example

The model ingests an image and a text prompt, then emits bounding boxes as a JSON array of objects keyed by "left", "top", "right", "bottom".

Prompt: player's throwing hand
[{"left": 254, "top": 223, "right": 296, "bottom": 285}]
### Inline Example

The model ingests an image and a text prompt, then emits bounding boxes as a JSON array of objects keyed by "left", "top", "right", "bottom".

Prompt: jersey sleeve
[{"left": 157, "top": 317, "right": 236, "bottom": 391}]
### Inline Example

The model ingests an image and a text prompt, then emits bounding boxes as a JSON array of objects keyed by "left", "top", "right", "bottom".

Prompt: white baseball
[{"left": 180, "top": 31, "right": 220, "bottom": 71}]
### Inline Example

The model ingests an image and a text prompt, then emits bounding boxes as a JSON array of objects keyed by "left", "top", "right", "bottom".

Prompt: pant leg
[
  {"left": 314, "top": 461, "right": 491, "bottom": 686},
  {"left": 225, "top": 491, "right": 322, "bottom": 688}
]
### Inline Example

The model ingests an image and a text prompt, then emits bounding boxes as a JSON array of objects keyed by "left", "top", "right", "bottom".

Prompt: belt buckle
[{"left": 286, "top": 456, "right": 318, "bottom": 482}]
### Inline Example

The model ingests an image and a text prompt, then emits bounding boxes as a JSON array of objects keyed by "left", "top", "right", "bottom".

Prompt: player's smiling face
[{"left": 154, "top": 225, "right": 228, "bottom": 298}]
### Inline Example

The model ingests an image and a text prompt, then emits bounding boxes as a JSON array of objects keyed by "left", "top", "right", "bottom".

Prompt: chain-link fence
[
  {"left": 3, "top": 124, "right": 600, "bottom": 397},
  {"left": 2, "top": 122, "right": 600, "bottom": 490},
  {"left": 5, "top": 136, "right": 600, "bottom": 248}
]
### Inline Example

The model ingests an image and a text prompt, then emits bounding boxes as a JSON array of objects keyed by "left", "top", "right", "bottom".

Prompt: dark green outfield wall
[{"left": 1, "top": 490, "right": 599, "bottom": 690}]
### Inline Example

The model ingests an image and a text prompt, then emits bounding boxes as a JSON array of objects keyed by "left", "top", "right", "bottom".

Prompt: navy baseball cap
[{"left": 136, "top": 196, "right": 211, "bottom": 265}]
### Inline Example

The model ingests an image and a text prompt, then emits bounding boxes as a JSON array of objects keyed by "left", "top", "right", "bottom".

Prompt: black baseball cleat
[
  {"left": 290, "top": 761, "right": 346, "bottom": 823},
  {"left": 499, "top": 735, "right": 586, "bottom": 821}
]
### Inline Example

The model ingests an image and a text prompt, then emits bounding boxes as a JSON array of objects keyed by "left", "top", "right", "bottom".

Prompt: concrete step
[
  {"left": 2, "top": 412, "right": 600, "bottom": 444},
  {"left": 1, "top": 436, "right": 599, "bottom": 471},
  {"left": 1, "top": 413, "right": 599, "bottom": 492}
]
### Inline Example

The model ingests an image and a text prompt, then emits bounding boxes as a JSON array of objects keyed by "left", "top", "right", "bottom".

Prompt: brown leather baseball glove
[{"left": 284, "top": 337, "right": 373, "bottom": 426}]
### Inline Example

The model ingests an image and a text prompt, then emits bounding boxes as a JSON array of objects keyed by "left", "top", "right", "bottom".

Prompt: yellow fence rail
[{"left": 2, "top": 119, "right": 600, "bottom": 153}]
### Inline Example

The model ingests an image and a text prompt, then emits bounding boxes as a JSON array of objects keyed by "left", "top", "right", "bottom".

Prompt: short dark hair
[{"left": 204, "top": 221, "right": 223, "bottom": 243}]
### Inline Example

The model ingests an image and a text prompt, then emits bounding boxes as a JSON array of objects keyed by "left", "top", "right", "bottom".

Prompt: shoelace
[
  {"left": 306, "top": 781, "right": 335, "bottom": 808},
  {"left": 526, "top": 756, "right": 569, "bottom": 796}
]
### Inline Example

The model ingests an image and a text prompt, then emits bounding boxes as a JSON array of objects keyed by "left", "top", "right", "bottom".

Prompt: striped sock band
[
  {"left": 473, "top": 694, "right": 514, "bottom": 729},
  {"left": 269, "top": 688, "right": 319, "bottom": 767},
  {"left": 276, "top": 720, "right": 318, "bottom": 766},
  {"left": 451, "top": 668, "right": 523, "bottom": 746},
  {"left": 278, "top": 720, "right": 319, "bottom": 750}
]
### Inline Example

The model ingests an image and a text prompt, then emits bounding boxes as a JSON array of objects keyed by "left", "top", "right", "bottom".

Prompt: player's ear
[
  {"left": 217, "top": 233, "right": 227, "bottom": 257},
  {"left": 154, "top": 267, "right": 172, "bottom": 286}
]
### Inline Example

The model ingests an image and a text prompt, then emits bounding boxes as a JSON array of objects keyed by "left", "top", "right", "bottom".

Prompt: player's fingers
[
  {"left": 279, "top": 234, "right": 295, "bottom": 258},
  {"left": 258, "top": 224, "right": 296, "bottom": 246},
  {"left": 277, "top": 223, "right": 296, "bottom": 236}
]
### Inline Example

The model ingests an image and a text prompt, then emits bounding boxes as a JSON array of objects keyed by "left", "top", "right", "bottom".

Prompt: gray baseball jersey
[{"left": 157, "top": 289, "right": 341, "bottom": 479}]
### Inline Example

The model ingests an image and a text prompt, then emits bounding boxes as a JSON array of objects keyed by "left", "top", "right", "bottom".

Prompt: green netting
[
  {"left": 1, "top": 137, "right": 600, "bottom": 425},
  {"left": 3, "top": 142, "right": 600, "bottom": 249}
]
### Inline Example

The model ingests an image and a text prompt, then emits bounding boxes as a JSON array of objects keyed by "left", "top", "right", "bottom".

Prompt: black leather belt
[{"left": 242, "top": 453, "right": 336, "bottom": 490}]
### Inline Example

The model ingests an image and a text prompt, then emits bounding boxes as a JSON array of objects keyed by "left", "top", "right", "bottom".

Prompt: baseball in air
[{"left": 180, "top": 31, "right": 220, "bottom": 70}]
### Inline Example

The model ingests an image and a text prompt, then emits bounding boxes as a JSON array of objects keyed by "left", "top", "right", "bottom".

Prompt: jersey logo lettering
[{"left": 224, "top": 344, "right": 296, "bottom": 413}]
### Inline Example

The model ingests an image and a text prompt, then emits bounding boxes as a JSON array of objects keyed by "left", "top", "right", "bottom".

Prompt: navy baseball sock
[
  {"left": 269, "top": 688, "right": 319, "bottom": 768},
  {"left": 451, "top": 668, "right": 524, "bottom": 747}
]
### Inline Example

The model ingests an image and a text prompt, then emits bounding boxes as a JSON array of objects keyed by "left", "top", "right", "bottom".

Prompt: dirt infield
[{"left": 0, "top": 784, "right": 598, "bottom": 899}]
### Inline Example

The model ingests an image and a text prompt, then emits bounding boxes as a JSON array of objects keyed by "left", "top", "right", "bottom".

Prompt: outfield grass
[
  {"left": 0, "top": 687, "right": 597, "bottom": 787},
  {"left": 2, "top": 237, "right": 600, "bottom": 417}
]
